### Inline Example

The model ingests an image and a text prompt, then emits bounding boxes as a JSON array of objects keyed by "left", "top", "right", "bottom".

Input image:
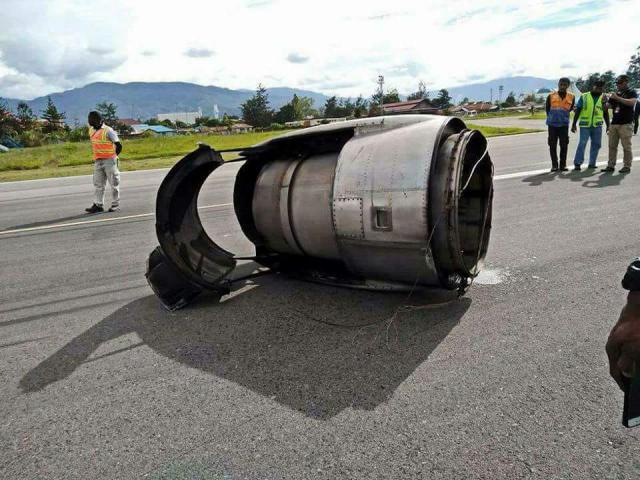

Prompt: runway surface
[{"left": 2, "top": 130, "right": 640, "bottom": 479}]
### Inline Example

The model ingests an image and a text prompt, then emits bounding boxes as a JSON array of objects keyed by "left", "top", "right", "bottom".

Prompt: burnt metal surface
[{"left": 146, "top": 115, "right": 494, "bottom": 310}]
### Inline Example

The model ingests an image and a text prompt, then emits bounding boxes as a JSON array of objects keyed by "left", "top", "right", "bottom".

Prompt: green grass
[
  {"left": 0, "top": 131, "right": 291, "bottom": 182},
  {"left": 468, "top": 124, "right": 542, "bottom": 137},
  {"left": 462, "top": 110, "right": 530, "bottom": 120}
]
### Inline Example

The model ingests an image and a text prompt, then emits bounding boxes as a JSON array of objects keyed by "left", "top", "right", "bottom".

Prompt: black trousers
[{"left": 548, "top": 126, "right": 569, "bottom": 169}]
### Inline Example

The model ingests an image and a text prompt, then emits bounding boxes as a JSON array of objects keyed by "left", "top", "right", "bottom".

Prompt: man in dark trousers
[
  {"left": 571, "top": 80, "right": 610, "bottom": 170},
  {"left": 602, "top": 75, "right": 638, "bottom": 174},
  {"left": 546, "top": 77, "right": 575, "bottom": 172}
]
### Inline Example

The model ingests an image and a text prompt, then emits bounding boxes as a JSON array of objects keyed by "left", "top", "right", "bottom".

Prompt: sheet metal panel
[
  {"left": 332, "top": 117, "right": 448, "bottom": 284},
  {"left": 289, "top": 153, "right": 340, "bottom": 259}
]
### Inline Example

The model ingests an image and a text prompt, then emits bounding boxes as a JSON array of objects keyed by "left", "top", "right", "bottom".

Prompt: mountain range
[
  {"left": 3, "top": 82, "right": 330, "bottom": 125},
  {"left": 3, "top": 76, "right": 559, "bottom": 124},
  {"left": 446, "top": 76, "right": 558, "bottom": 103}
]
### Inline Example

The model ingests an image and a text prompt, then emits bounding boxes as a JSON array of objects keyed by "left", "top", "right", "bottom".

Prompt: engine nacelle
[{"left": 146, "top": 115, "right": 493, "bottom": 310}]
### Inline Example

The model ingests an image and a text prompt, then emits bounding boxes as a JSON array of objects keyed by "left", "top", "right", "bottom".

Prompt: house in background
[
  {"left": 118, "top": 118, "right": 141, "bottom": 127},
  {"left": 157, "top": 108, "right": 203, "bottom": 125},
  {"left": 382, "top": 99, "right": 441, "bottom": 115},
  {"left": 130, "top": 124, "right": 177, "bottom": 136},
  {"left": 230, "top": 123, "right": 254, "bottom": 133},
  {"left": 450, "top": 102, "right": 499, "bottom": 116}
]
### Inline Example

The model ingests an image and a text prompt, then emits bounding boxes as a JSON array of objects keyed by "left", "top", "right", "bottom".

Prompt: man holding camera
[{"left": 602, "top": 75, "right": 637, "bottom": 174}]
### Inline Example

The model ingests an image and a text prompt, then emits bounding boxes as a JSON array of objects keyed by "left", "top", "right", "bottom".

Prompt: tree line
[
  {"left": 0, "top": 97, "right": 135, "bottom": 147},
  {"left": 240, "top": 83, "right": 456, "bottom": 128}
]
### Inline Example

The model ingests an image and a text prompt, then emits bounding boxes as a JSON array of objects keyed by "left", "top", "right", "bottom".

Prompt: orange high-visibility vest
[
  {"left": 546, "top": 91, "right": 575, "bottom": 126},
  {"left": 549, "top": 91, "right": 574, "bottom": 111},
  {"left": 90, "top": 125, "right": 116, "bottom": 160}
]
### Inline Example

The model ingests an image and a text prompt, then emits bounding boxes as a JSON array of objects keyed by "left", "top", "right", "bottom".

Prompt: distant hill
[
  {"left": 445, "top": 76, "right": 558, "bottom": 103},
  {"left": 3, "top": 82, "right": 330, "bottom": 125},
  {"left": 2, "top": 76, "right": 561, "bottom": 124}
]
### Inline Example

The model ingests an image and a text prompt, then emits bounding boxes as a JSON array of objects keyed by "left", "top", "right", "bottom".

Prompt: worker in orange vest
[
  {"left": 85, "top": 111, "right": 123, "bottom": 213},
  {"left": 545, "top": 77, "right": 575, "bottom": 172}
]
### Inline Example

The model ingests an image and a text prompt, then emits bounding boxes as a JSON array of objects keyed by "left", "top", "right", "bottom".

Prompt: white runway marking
[
  {"left": 2, "top": 155, "right": 638, "bottom": 236},
  {"left": 494, "top": 157, "right": 639, "bottom": 181},
  {"left": 0, "top": 203, "right": 233, "bottom": 236}
]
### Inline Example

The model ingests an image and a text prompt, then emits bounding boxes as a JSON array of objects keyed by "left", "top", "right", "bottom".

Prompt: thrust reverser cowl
[{"left": 146, "top": 115, "right": 493, "bottom": 310}]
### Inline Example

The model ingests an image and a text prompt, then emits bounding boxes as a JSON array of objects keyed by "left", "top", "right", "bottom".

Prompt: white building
[{"left": 157, "top": 108, "right": 203, "bottom": 125}]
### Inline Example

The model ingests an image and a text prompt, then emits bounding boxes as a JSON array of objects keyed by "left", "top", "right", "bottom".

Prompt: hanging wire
[{"left": 304, "top": 131, "right": 493, "bottom": 347}]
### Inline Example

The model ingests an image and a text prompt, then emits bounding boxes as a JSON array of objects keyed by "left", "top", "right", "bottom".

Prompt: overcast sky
[{"left": 0, "top": 0, "right": 638, "bottom": 99}]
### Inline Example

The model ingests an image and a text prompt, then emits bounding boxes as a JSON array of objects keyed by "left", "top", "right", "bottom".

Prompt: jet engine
[{"left": 146, "top": 115, "right": 493, "bottom": 310}]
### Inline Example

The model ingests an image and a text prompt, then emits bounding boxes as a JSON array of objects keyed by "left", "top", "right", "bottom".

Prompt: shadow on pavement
[
  {"left": 563, "top": 169, "right": 599, "bottom": 183},
  {"left": 582, "top": 172, "right": 629, "bottom": 188},
  {"left": 0, "top": 285, "right": 147, "bottom": 328},
  {"left": 5, "top": 213, "right": 102, "bottom": 231},
  {"left": 521, "top": 170, "right": 558, "bottom": 186},
  {"left": 19, "top": 275, "right": 470, "bottom": 419}
]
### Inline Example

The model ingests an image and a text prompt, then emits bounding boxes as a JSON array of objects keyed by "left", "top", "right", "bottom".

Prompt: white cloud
[
  {"left": 0, "top": 0, "right": 638, "bottom": 99},
  {"left": 0, "top": 0, "right": 129, "bottom": 98}
]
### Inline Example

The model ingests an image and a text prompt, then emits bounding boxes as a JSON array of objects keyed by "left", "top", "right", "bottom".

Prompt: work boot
[
  {"left": 573, "top": 165, "right": 581, "bottom": 171},
  {"left": 601, "top": 167, "right": 615, "bottom": 172},
  {"left": 85, "top": 203, "right": 104, "bottom": 213},
  {"left": 619, "top": 167, "right": 631, "bottom": 174}
]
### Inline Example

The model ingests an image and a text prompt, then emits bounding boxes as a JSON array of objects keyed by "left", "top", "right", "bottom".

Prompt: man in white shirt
[{"left": 85, "top": 111, "right": 123, "bottom": 213}]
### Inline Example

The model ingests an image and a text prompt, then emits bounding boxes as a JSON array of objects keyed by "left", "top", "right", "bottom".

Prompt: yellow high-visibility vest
[{"left": 578, "top": 92, "right": 604, "bottom": 128}]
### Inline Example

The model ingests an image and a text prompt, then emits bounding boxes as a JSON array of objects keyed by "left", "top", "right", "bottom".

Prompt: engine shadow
[{"left": 20, "top": 275, "right": 470, "bottom": 419}]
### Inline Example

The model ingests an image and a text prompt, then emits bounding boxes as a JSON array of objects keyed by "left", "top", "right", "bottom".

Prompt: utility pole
[
  {"left": 378, "top": 75, "right": 385, "bottom": 116},
  {"left": 498, "top": 85, "right": 504, "bottom": 105},
  {"left": 490, "top": 88, "right": 493, "bottom": 104}
]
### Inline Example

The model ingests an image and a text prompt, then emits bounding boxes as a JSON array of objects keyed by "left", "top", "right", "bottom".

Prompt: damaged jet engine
[{"left": 145, "top": 115, "right": 494, "bottom": 310}]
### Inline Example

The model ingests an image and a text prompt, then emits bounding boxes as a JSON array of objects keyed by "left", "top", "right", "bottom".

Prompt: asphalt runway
[
  {"left": 2, "top": 130, "right": 640, "bottom": 479},
  {"left": 471, "top": 116, "right": 547, "bottom": 130}
]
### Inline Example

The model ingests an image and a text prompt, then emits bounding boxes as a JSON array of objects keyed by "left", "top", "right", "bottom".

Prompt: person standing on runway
[
  {"left": 85, "top": 111, "right": 123, "bottom": 213},
  {"left": 571, "top": 80, "right": 610, "bottom": 170},
  {"left": 602, "top": 75, "right": 637, "bottom": 174},
  {"left": 546, "top": 77, "right": 575, "bottom": 172}
]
